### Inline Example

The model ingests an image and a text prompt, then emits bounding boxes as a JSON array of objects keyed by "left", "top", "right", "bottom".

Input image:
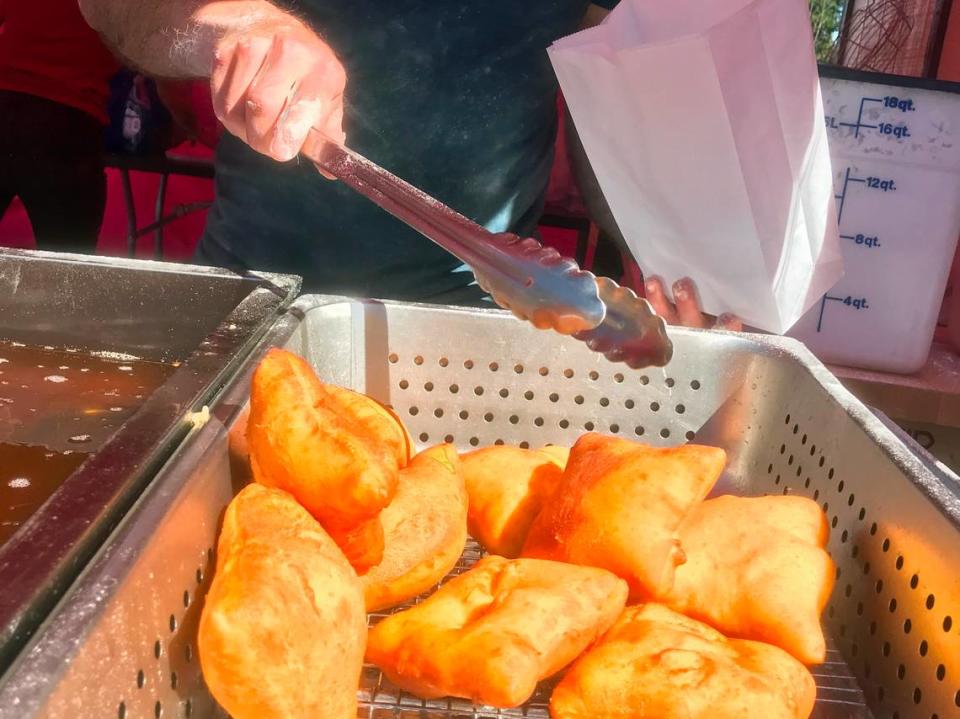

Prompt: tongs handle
[{"left": 303, "top": 129, "right": 606, "bottom": 335}]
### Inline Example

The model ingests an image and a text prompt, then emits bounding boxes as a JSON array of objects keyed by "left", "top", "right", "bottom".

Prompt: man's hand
[
  {"left": 211, "top": 19, "right": 345, "bottom": 161},
  {"left": 645, "top": 277, "right": 743, "bottom": 332},
  {"left": 78, "top": 0, "right": 345, "bottom": 163}
]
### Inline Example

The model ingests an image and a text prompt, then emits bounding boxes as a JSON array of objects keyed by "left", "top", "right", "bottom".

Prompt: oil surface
[{"left": 0, "top": 341, "right": 176, "bottom": 548}]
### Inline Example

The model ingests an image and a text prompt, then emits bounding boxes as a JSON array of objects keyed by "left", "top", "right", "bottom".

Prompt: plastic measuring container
[{"left": 790, "top": 66, "right": 960, "bottom": 373}]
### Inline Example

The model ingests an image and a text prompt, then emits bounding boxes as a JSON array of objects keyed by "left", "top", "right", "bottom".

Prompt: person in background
[
  {"left": 79, "top": 0, "right": 732, "bottom": 327},
  {"left": 0, "top": 0, "right": 119, "bottom": 254}
]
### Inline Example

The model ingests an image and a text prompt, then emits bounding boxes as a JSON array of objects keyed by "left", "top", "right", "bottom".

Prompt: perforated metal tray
[{"left": 1, "top": 296, "right": 958, "bottom": 719}]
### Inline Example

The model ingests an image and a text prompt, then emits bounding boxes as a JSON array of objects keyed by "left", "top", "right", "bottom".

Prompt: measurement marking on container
[
  {"left": 840, "top": 233, "right": 881, "bottom": 249},
  {"left": 828, "top": 96, "right": 912, "bottom": 139},
  {"left": 834, "top": 168, "right": 897, "bottom": 223},
  {"left": 838, "top": 96, "right": 883, "bottom": 138},
  {"left": 816, "top": 295, "right": 871, "bottom": 332},
  {"left": 883, "top": 96, "right": 916, "bottom": 113}
]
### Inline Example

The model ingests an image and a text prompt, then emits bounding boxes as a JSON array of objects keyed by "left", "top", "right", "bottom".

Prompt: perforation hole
[
  {"left": 563, "top": 369, "right": 574, "bottom": 378},
  {"left": 640, "top": 375, "right": 650, "bottom": 385},
  {"left": 195, "top": 568, "right": 203, "bottom": 585},
  {"left": 438, "top": 357, "right": 449, "bottom": 368},
  {"left": 399, "top": 379, "right": 409, "bottom": 390},
  {"left": 419, "top": 433, "right": 429, "bottom": 443},
  {"left": 171, "top": 672, "right": 178, "bottom": 690},
  {"left": 118, "top": 703, "right": 126, "bottom": 719},
  {"left": 635, "top": 426, "right": 646, "bottom": 436},
  {"left": 927, "top": 594, "right": 936, "bottom": 610},
  {"left": 474, "top": 386, "right": 484, "bottom": 396},
  {"left": 483, "top": 412, "right": 494, "bottom": 422},
  {"left": 585, "top": 422, "right": 595, "bottom": 431},
  {"left": 614, "top": 373, "right": 624, "bottom": 383},
  {"left": 538, "top": 367, "right": 549, "bottom": 376},
  {"left": 937, "top": 664, "right": 946, "bottom": 681},
  {"left": 514, "top": 364, "right": 524, "bottom": 374},
  {"left": 549, "top": 393, "right": 559, "bottom": 403},
  {"left": 559, "top": 419, "right": 570, "bottom": 429},
  {"left": 154, "top": 700, "right": 162, "bottom": 718},
  {"left": 911, "top": 574, "right": 919, "bottom": 589},
  {"left": 499, "top": 388, "right": 509, "bottom": 398},
  {"left": 599, "top": 397, "right": 610, "bottom": 407},
  {"left": 137, "top": 670, "right": 145, "bottom": 689},
  {"left": 610, "top": 424, "right": 620, "bottom": 434},
  {"left": 524, "top": 391, "right": 534, "bottom": 401},
  {"left": 509, "top": 415, "right": 519, "bottom": 425},
  {"left": 434, "top": 409, "right": 444, "bottom": 418},
  {"left": 685, "top": 431, "right": 695, "bottom": 441},
  {"left": 414, "top": 356, "right": 424, "bottom": 366},
  {"left": 691, "top": 380, "right": 701, "bottom": 390},
  {"left": 896, "top": 556, "right": 904, "bottom": 570},
  {"left": 469, "top": 437, "right": 480, "bottom": 447},
  {"left": 920, "top": 640, "right": 928, "bottom": 656},
  {"left": 574, "top": 395, "right": 584, "bottom": 405},
  {"left": 625, "top": 399, "right": 635, "bottom": 409},
  {"left": 459, "top": 410, "right": 469, "bottom": 420},
  {"left": 463, "top": 360, "right": 474, "bottom": 369},
  {"left": 944, "top": 616, "right": 953, "bottom": 632},
  {"left": 388, "top": 353, "right": 399, "bottom": 364},
  {"left": 665, "top": 378, "right": 675, "bottom": 388},
  {"left": 154, "top": 640, "right": 162, "bottom": 659},
  {"left": 534, "top": 417, "right": 544, "bottom": 427},
  {"left": 444, "top": 435, "right": 454, "bottom": 444},
  {"left": 660, "top": 429, "right": 671, "bottom": 439},
  {"left": 449, "top": 384, "right": 459, "bottom": 394},
  {"left": 675, "top": 404, "right": 686, "bottom": 414},
  {"left": 519, "top": 441, "right": 530, "bottom": 449},
  {"left": 650, "top": 402, "right": 660, "bottom": 412},
  {"left": 185, "top": 700, "right": 193, "bottom": 717},
  {"left": 589, "top": 371, "right": 599, "bottom": 381},
  {"left": 409, "top": 407, "right": 419, "bottom": 416},
  {"left": 169, "top": 614, "right": 177, "bottom": 633}
]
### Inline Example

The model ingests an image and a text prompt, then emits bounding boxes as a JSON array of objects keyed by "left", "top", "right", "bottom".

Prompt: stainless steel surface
[
  {"left": 305, "top": 131, "right": 673, "bottom": 368},
  {"left": 2, "top": 297, "right": 959, "bottom": 719},
  {"left": 0, "top": 249, "right": 300, "bottom": 674}
]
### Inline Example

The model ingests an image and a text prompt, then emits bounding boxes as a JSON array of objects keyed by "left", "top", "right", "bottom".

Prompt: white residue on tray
[
  {"left": 69, "top": 434, "right": 92, "bottom": 444},
  {"left": 43, "top": 375, "right": 67, "bottom": 383},
  {"left": 0, "top": 358, "right": 7, "bottom": 364},
  {"left": 90, "top": 350, "right": 141, "bottom": 362},
  {"left": 7, "top": 478, "right": 30, "bottom": 489},
  {"left": 118, "top": 366, "right": 133, "bottom": 372}
]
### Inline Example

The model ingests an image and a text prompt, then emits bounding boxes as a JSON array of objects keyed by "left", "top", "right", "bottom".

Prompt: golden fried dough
[
  {"left": 522, "top": 434, "right": 725, "bottom": 599},
  {"left": 366, "top": 556, "right": 628, "bottom": 708},
  {"left": 666, "top": 495, "right": 835, "bottom": 664},
  {"left": 550, "top": 604, "right": 816, "bottom": 719},
  {"left": 362, "top": 444, "right": 468, "bottom": 611},
  {"left": 247, "top": 348, "right": 410, "bottom": 570},
  {"left": 199, "top": 485, "right": 367, "bottom": 719},
  {"left": 461, "top": 444, "right": 568, "bottom": 557}
]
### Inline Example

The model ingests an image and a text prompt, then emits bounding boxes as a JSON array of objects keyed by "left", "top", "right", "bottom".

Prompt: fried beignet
[
  {"left": 199, "top": 485, "right": 366, "bottom": 719},
  {"left": 461, "top": 444, "right": 568, "bottom": 557},
  {"left": 247, "top": 348, "right": 410, "bottom": 570},
  {"left": 550, "top": 604, "right": 816, "bottom": 719},
  {"left": 522, "top": 434, "right": 725, "bottom": 599},
  {"left": 666, "top": 495, "right": 834, "bottom": 664},
  {"left": 366, "top": 556, "right": 628, "bottom": 708},
  {"left": 362, "top": 444, "right": 468, "bottom": 611}
]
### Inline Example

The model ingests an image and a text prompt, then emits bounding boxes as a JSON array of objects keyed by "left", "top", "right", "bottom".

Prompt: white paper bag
[{"left": 549, "top": 0, "right": 843, "bottom": 333}]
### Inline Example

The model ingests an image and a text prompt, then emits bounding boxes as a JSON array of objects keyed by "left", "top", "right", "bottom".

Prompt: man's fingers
[
  {"left": 243, "top": 36, "right": 303, "bottom": 152},
  {"left": 714, "top": 313, "right": 744, "bottom": 332},
  {"left": 270, "top": 69, "right": 344, "bottom": 162},
  {"left": 645, "top": 277, "right": 678, "bottom": 324},
  {"left": 672, "top": 277, "right": 708, "bottom": 329},
  {"left": 212, "top": 36, "right": 272, "bottom": 143}
]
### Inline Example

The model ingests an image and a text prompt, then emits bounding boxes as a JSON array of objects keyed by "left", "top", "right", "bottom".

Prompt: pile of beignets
[{"left": 198, "top": 349, "right": 835, "bottom": 719}]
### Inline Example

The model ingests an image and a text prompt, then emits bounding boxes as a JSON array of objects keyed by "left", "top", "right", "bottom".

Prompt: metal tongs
[{"left": 303, "top": 129, "right": 673, "bottom": 368}]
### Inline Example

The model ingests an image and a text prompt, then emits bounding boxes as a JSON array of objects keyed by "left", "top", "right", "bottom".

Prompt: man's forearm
[{"left": 78, "top": 0, "right": 301, "bottom": 78}]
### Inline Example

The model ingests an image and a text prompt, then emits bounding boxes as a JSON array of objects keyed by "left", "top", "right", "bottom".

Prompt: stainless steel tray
[
  {"left": 0, "top": 249, "right": 299, "bottom": 674},
  {"left": 1, "top": 296, "right": 958, "bottom": 719}
]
